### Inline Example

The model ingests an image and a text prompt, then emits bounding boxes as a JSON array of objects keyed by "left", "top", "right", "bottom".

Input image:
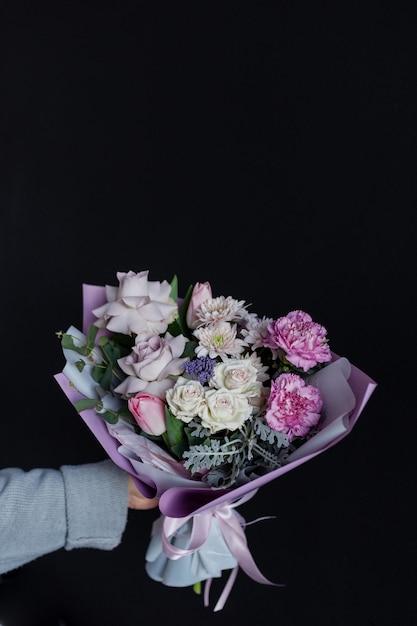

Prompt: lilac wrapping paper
[
  {"left": 55, "top": 357, "right": 375, "bottom": 515},
  {"left": 54, "top": 282, "right": 377, "bottom": 608}
]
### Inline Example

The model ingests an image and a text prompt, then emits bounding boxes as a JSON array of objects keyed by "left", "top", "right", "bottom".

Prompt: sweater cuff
[{"left": 60, "top": 460, "right": 128, "bottom": 551}]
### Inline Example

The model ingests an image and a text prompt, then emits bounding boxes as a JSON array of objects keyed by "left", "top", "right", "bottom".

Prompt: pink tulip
[
  {"left": 186, "top": 281, "right": 212, "bottom": 329},
  {"left": 128, "top": 392, "right": 167, "bottom": 436}
]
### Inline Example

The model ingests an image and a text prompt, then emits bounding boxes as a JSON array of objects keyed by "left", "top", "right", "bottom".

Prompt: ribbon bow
[{"left": 160, "top": 489, "right": 283, "bottom": 611}]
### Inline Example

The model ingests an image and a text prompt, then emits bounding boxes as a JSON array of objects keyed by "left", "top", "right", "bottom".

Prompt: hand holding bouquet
[{"left": 55, "top": 270, "right": 376, "bottom": 610}]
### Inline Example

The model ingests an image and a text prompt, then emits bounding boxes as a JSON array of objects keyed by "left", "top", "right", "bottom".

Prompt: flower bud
[{"left": 186, "top": 281, "right": 212, "bottom": 329}]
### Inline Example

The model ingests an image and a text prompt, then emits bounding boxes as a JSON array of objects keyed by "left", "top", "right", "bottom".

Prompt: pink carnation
[
  {"left": 265, "top": 373, "right": 323, "bottom": 441},
  {"left": 265, "top": 309, "right": 332, "bottom": 372}
]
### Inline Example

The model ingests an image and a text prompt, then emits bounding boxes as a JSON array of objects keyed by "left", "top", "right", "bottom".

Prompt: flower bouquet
[{"left": 55, "top": 270, "right": 377, "bottom": 611}]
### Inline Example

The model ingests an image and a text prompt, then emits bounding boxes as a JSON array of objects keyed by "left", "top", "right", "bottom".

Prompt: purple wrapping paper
[{"left": 54, "top": 283, "right": 377, "bottom": 519}]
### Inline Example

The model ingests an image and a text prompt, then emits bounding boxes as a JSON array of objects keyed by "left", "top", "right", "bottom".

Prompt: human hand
[{"left": 127, "top": 475, "right": 159, "bottom": 510}]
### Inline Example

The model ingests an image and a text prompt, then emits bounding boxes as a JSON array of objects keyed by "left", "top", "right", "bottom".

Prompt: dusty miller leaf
[{"left": 183, "top": 437, "right": 242, "bottom": 473}]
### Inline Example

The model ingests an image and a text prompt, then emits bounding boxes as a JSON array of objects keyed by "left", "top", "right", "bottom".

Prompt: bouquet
[{"left": 55, "top": 270, "right": 377, "bottom": 611}]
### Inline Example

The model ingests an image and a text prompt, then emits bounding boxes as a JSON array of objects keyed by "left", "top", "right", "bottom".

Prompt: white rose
[
  {"left": 210, "top": 359, "right": 263, "bottom": 397},
  {"left": 198, "top": 388, "right": 253, "bottom": 433},
  {"left": 166, "top": 377, "right": 206, "bottom": 423}
]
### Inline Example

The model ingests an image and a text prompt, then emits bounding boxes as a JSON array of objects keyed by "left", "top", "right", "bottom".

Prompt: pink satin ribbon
[{"left": 161, "top": 489, "right": 283, "bottom": 611}]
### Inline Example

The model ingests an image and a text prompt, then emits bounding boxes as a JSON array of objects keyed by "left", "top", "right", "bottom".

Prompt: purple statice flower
[{"left": 183, "top": 356, "right": 216, "bottom": 385}]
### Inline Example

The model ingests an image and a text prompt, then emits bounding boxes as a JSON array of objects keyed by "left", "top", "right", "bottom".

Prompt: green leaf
[
  {"left": 163, "top": 407, "right": 187, "bottom": 459},
  {"left": 75, "top": 397, "right": 120, "bottom": 425},
  {"left": 91, "top": 334, "right": 133, "bottom": 389},
  {"left": 101, "top": 336, "right": 132, "bottom": 363},
  {"left": 74, "top": 398, "right": 99, "bottom": 412},
  {"left": 141, "top": 431, "right": 166, "bottom": 445},
  {"left": 117, "top": 407, "right": 134, "bottom": 420},
  {"left": 98, "top": 335, "right": 109, "bottom": 348},
  {"left": 181, "top": 340, "right": 198, "bottom": 359},
  {"left": 178, "top": 283, "right": 194, "bottom": 334},
  {"left": 97, "top": 410, "right": 119, "bottom": 424},
  {"left": 86, "top": 324, "right": 99, "bottom": 349},
  {"left": 166, "top": 318, "right": 184, "bottom": 337},
  {"left": 61, "top": 333, "right": 90, "bottom": 356},
  {"left": 74, "top": 359, "right": 86, "bottom": 373},
  {"left": 111, "top": 332, "right": 136, "bottom": 352},
  {"left": 180, "top": 282, "right": 194, "bottom": 313},
  {"left": 92, "top": 362, "right": 106, "bottom": 383},
  {"left": 170, "top": 274, "right": 179, "bottom": 302},
  {"left": 98, "top": 362, "right": 115, "bottom": 391},
  {"left": 167, "top": 282, "right": 194, "bottom": 338}
]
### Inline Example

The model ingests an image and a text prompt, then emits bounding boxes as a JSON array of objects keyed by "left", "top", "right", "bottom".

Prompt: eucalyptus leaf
[
  {"left": 86, "top": 324, "right": 99, "bottom": 348},
  {"left": 61, "top": 333, "right": 89, "bottom": 356},
  {"left": 98, "top": 335, "right": 109, "bottom": 348},
  {"left": 92, "top": 362, "right": 106, "bottom": 383},
  {"left": 74, "top": 359, "right": 86, "bottom": 373},
  {"left": 99, "top": 362, "right": 115, "bottom": 391},
  {"left": 97, "top": 410, "right": 119, "bottom": 424},
  {"left": 74, "top": 398, "right": 99, "bottom": 412}
]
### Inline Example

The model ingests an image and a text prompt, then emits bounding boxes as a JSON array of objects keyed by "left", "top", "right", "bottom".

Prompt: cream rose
[
  {"left": 210, "top": 359, "right": 263, "bottom": 397},
  {"left": 198, "top": 388, "right": 253, "bottom": 433},
  {"left": 166, "top": 377, "right": 206, "bottom": 423}
]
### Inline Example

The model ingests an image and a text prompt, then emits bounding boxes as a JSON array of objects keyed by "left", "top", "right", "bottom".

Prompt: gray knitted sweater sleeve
[{"left": 0, "top": 459, "right": 128, "bottom": 575}]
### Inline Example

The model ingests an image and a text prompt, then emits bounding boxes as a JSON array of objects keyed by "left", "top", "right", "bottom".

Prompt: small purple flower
[{"left": 183, "top": 356, "right": 216, "bottom": 385}]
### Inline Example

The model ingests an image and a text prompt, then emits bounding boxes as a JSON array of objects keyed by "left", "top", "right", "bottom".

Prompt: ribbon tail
[
  {"left": 203, "top": 578, "right": 212, "bottom": 608},
  {"left": 219, "top": 514, "right": 284, "bottom": 587},
  {"left": 213, "top": 566, "right": 239, "bottom": 612},
  {"left": 203, "top": 566, "right": 240, "bottom": 613}
]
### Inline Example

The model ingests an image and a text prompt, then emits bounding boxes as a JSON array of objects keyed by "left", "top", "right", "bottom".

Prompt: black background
[{"left": 0, "top": 2, "right": 416, "bottom": 625}]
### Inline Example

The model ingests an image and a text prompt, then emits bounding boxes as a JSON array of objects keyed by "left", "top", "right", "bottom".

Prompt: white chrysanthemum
[
  {"left": 239, "top": 308, "right": 259, "bottom": 325},
  {"left": 193, "top": 321, "right": 246, "bottom": 361},
  {"left": 195, "top": 296, "right": 247, "bottom": 326},
  {"left": 241, "top": 315, "right": 274, "bottom": 351},
  {"left": 242, "top": 352, "right": 270, "bottom": 383}
]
